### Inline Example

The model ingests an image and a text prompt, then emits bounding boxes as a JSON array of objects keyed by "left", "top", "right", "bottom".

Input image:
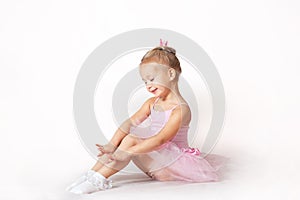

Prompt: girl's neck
[{"left": 158, "top": 84, "right": 183, "bottom": 103}]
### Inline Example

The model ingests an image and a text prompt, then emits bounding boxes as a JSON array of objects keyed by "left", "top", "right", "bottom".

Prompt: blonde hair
[{"left": 140, "top": 46, "right": 182, "bottom": 74}]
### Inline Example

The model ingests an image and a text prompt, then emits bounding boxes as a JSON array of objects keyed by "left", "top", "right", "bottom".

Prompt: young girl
[{"left": 66, "top": 40, "right": 224, "bottom": 194}]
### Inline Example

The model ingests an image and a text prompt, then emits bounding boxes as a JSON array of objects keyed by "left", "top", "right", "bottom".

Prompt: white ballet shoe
[
  {"left": 65, "top": 169, "right": 95, "bottom": 191},
  {"left": 69, "top": 172, "right": 112, "bottom": 194}
]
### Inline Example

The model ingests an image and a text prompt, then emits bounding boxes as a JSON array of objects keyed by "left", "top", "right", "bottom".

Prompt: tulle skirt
[{"left": 132, "top": 142, "right": 228, "bottom": 182}]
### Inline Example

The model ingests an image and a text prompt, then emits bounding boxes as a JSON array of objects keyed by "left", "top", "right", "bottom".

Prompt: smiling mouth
[{"left": 150, "top": 88, "right": 158, "bottom": 93}]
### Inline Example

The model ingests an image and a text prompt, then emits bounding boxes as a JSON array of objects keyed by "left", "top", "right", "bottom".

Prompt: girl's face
[{"left": 139, "top": 63, "right": 175, "bottom": 97}]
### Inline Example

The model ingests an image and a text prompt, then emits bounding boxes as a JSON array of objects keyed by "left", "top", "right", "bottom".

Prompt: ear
[{"left": 168, "top": 68, "right": 176, "bottom": 81}]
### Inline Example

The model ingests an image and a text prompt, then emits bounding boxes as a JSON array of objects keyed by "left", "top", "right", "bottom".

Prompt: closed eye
[{"left": 143, "top": 78, "right": 155, "bottom": 84}]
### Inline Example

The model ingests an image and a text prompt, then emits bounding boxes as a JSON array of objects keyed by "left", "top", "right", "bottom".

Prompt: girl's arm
[
  {"left": 108, "top": 97, "right": 155, "bottom": 148},
  {"left": 128, "top": 105, "right": 190, "bottom": 154}
]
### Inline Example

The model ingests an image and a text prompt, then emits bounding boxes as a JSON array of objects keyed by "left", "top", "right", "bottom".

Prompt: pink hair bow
[
  {"left": 160, "top": 38, "right": 168, "bottom": 46},
  {"left": 182, "top": 147, "right": 201, "bottom": 156}
]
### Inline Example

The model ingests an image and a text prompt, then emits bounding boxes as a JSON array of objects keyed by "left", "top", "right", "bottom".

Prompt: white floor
[
  {"left": 5, "top": 141, "right": 299, "bottom": 200},
  {"left": 1, "top": 1, "right": 300, "bottom": 199}
]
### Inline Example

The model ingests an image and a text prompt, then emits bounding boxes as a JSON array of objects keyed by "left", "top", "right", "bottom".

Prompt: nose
[
  {"left": 146, "top": 83, "right": 154, "bottom": 91},
  {"left": 145, "top": 81, "right": 152, "bottom": 87},
  {"left": 146, "top": 83, "right": 151, "bottom": 90}
]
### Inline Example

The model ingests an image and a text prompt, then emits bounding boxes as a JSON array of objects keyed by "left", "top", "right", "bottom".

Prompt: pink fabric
[
  {"left": 159, "top": 38, "right": 168, "bottom": 46},
  {"left": 181, "top": 147, "right": 201, "bottom": 156},
  {"left": 130, "top": 97, "right": 228, "bottom": 182}
]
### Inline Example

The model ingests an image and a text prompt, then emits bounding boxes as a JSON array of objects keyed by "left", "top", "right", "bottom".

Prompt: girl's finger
[
  {"left": 98, "top": 151, "right": 104, "bottom": 156},
  {"left": 97, "top": 148, "right": 104, "bottom": 152},
  {"left": 107, "top": 157, "right": 115, "bottom": 163},
  {"left": 98, "top": 149, "right": 105, "bottom": 154},
  {"left": 97, "top": 152, "right": 104, "bottom": 157}
]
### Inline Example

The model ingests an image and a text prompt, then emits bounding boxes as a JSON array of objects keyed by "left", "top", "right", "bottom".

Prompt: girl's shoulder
[
  {"left": 168, "top": 100, "right": 191, "bottom": 126},
  {"left": 148, "top": 97, "right": 158, "bottom": 109},
  {"left": 140, "top": 97, "right": 157, "bottom": 111},
  {"left": 143, "top": 97, "right": 157, "bottom": 104}
]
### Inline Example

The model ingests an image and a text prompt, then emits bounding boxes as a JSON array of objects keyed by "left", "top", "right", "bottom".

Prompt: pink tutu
[
  {"left": 130, "top": 97, "right": 228, "bottom": 182},
  {"left": 132, "top": 142, "right": 227, "bottom": 182}
]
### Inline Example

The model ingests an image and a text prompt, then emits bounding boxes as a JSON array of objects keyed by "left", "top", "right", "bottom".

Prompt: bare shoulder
[
  {"left": 136, "top": 97, "right": 157, "bottom": 115},
  {"left": 129, "top": 97, "right": 156, "bottom": 125},
  {"left": 171, "top": 103, "right": 191, "bottom": 126},
  {"left": 147, "top": 96, "right": 157, "bottom": 103},
  {"left": 144, "top": 96, "right": 157, "bottom": 109}
]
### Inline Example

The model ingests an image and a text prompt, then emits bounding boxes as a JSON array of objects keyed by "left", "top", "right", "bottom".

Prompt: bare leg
[
  {"left": 132, "top": 155, "right": 154, "bottom": 178},
  {"left": 91, "top": 154, "right": 111, "bottom": 171},
  {"left": 97, "top": 134, "right": 139, "bottom": 178}
]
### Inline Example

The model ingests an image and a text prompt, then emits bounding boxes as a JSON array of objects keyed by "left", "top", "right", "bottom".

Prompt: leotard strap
[
  {"left": 152, "top": 97, "right": 161, "bottom": 110},
  {"left": 153, "top": 97, "right": 188, "bottom": 111},
  {"left": 169, "top": 102, "right": 188, "bottom": 111}
]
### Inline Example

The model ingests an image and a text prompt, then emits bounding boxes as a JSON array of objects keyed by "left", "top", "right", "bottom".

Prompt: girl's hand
[
  {"left": 96, "top": 143, "right": 117, "bottom": 157},
  {"left": 106, "top": 149, "right": 133, "bottom": 163}
]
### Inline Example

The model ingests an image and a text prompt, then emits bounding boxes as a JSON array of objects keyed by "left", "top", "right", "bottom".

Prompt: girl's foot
[
  {"left": 65, "top": 169, "right": 95, "bottom": 191},
  {"left": 69, "top": 172, "right": 112, "bottom": 194}
]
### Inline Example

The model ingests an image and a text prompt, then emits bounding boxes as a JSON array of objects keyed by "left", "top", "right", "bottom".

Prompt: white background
[{"left": 0, "top": 0, "right": 299, "bottom": 199}]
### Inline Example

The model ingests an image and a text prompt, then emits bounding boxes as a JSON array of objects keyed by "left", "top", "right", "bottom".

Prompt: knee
[
  {"left": 112, "top": 148, "right": 133, "bottom": 162},
  {"left": 122, "top": 134, "right": 139, "bottom": 146}
]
